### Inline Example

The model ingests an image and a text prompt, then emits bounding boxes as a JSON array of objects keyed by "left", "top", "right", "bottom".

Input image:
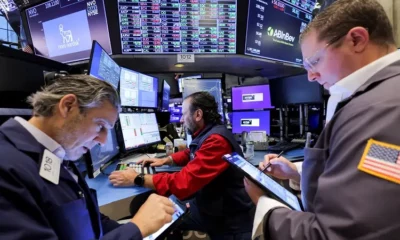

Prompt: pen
[
  {"left": 305, "top": 132, "right": 312, "bottom": 148},
  {"left": 261, "top": 150, "right": 285, "bottom": 172}
]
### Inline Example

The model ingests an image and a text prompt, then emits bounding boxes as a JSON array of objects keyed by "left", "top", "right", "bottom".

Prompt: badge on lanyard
[{"left": 39, "top": 149, "right": 61, "bottom": 185}]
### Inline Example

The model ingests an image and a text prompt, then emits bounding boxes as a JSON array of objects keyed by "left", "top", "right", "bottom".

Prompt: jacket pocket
[{"left": 301, "top": 147, "right": 329, "bottom": 211}]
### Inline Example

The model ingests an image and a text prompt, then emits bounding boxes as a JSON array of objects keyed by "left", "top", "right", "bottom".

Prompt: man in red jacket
[{"left": 110, "top": 92, "right": 255, "bottom": 239}]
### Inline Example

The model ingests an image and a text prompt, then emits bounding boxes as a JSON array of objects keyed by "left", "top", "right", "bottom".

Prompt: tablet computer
[
  {"left": 223, "top": 152, "right": 303, "bottom": 211},
  {"left": 143, "top": 196, "right": 188, "bottom": 240}
]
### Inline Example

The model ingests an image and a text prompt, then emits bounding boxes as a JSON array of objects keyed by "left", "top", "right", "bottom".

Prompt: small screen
[
  {"left": 25, "top": 0, "right": 112, "bottom": 63},
  {"left": 162, "top": 80, "right": 171, "bottom": 110},
  {"left": 88, "top": 128, "right": 119, "bottom": 178},
  {"left": 119, "top": 113, "right": 161, "bottom": 151},
  {"left": 232, "top": 111, "right": 270, "bottom": 134},
  {"left": 245, "top": 0, "right": 315, "bottom": 65},
  {"left": 170, "top": 114, "right": 181, "bottom": 123},
  {"left": 183, "top": 79, "right": 224, "bottom": 120},
  {"left": 143, "top": 196, "right": 185, "bottom": 240},
  {"left": 117, "top": 0, "right": 237, "bottom": 54},
  {"left": 269, "top": 74, "right": 323, "bottom": 105},
  {"left": 88, "top": 41, "right": 120, "bottom": 89},
  {"left": 178, "top": 75, "right": 202, "bottom": 93},
  {"left": 223, "top": 152, "right": 302, "bottom": 211},
  {"left": 120, "top": 67, "right": 158, "bottom": 108},
  {"left": 232, "top": 84, "right": 273, "bottom": 110}
]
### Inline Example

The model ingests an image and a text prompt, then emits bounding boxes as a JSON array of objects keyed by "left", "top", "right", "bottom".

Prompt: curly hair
[{"left": 185, "top": 91, "right": 222, "bottom": 125}]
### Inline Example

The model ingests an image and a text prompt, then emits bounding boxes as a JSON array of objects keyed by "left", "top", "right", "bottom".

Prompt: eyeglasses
[{"left": 303, "top": 33, "right": 347, "bottom": 72}]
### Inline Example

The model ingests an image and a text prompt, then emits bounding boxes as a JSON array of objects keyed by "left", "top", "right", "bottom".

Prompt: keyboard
[
  {"left": 116, "top": 162, "right": 155, "bottom": 174},
  {"left": 267, "top": 142, "right": 302, "bottom": 152}
]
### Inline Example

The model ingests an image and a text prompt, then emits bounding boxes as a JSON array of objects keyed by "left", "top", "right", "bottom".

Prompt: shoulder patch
[{"left": 358, "top": 139, "right": 400, "bottom": 184}]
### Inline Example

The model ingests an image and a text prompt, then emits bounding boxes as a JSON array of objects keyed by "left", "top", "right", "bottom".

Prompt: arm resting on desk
[{"left": 169, "top": 149, "right": 190, "bottom": 166}]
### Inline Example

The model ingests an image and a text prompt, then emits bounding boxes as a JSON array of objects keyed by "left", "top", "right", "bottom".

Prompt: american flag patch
[{"left": 358, "top": 139, "right": 400, "bottom": 184}]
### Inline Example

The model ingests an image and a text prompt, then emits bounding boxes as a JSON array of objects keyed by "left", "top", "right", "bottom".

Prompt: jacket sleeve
[
  {"left": 152, "top": 134, "right": 231, "bottom": 199},
  {"left": 261, "top": 100, "right": 400, "bottom": 240},
  {"left": 101, "top": 222, "right": 142, "bottom": 240},
  {"left": 170, "top": 148, "right": 190, "bottom": 166}
]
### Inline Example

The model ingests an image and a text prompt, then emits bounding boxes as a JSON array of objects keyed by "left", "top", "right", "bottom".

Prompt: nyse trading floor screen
[{"left": 118, "top": 0, "right": 237, "bottom": 53}]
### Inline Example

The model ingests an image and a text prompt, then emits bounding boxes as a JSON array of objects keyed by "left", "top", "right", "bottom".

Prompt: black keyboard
[
  {"left": 116, "top": 162, "right": 155, "bottom": 174},
  {"left": 268, "top": 142, "right": 302, "bottom": 152}
]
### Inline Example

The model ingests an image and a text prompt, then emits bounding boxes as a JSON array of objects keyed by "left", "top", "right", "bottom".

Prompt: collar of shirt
[
  {"left": 326, "top": 50, "right": 400, "bottom": 122},
  {"left": 14, "top": 117, "right": 66, "bottom": 161},
  {"left": 192, "top": 125, "right": 206, "bottom": 138}
]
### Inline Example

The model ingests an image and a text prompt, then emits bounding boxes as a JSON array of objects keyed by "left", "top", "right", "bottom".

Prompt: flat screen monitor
[
  {"left": 161, "top": 80, "right": 171, "bottom": 110},
  {"left": 269, "top": 74, "right": 324, "bottom": 106},
  {"left": 178, "top": 75, "right": 202, "bottom": 93},
  {"left": 119, "top": 113, "right": 161, "bottom": 152},
  {"left": 245, "top": 0, "right": 316, "bottom": 65},
  {"left": 25, "top": 0, "right": 112, "bottom": 63},
  {"left": 169, "top": 105, "right": 182, "bottom": 115},
  {"left": 85, "top": 128, "right": 119, "bottom": 178},
  {"left": 232, "top": 84, "right": 273, "bottom": 110},
  {"left": 88, "top": 41, "right": 120, "bottom": 89},
  {"left": 120, "top": 67, "right": 158, "bottom": 108},
  {"left": 170, "top": 114, "right": 181, "bottom": 123},
  {"left": 182, "top": 79, "right": 224, "bottom": 121},
  {"left": 117, "top": 0, "right": 237, "bottom": 54},
  {"left": 232, "top": 111, "right": 270, "bottom": 134}
]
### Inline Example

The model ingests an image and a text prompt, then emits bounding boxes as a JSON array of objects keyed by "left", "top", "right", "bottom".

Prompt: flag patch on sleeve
[{"left": 358, "top": 139, "right": 400, "bottom": 184}]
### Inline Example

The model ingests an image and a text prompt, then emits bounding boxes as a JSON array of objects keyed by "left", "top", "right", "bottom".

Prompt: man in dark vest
[{"left": 109, "top": 91, "right": 255, "bottom": 239}]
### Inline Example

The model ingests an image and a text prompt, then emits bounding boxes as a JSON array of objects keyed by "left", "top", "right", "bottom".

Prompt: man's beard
[{"left": 185, "top": 119, "right": 197, "bottom": 136}]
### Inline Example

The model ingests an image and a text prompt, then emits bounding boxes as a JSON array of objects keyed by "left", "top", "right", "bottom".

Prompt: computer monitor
[
  {"left": 117, "top": 1, "right": 237, "bottom": 54},
  {"left": 169, "top": 105, "right": 182, "bottom": 115},
  {"left": 119, "top": 67, "right": 158, "bottom": 108},
  {"left": 88, "top": 41, "right": 120, "bottom": 89},
  {"left": 119, "top": 113, "right": 161, "bottom": 152},
  {"left": 232, "top": 84, "right": 273, "bottom": 110},
  {"left": 182, "top": 79, "right": 224, "bottom": 121},
  {"left": 25, "top": 0, "right": 111, "bottom": 63},
  {"left": 161, "top": 80, "right": 171, "bottom": 111},
  {"left": 245, "top": 0, "right": 316, "bottom": 65},
  {"left": 269, "top": 74, "right": 324, "bottom": 106},
  {"left": 178, "top": 75, "right": 202, "bottom": 93},
  {"left": 170, "top": 114, "right": 181, "bottom": 123},
  {"left": 232, "top": 111, "right": 270, "bottom": 134},
  {"left": 85, "top": 128, "right": 119, "bottom": 178}
]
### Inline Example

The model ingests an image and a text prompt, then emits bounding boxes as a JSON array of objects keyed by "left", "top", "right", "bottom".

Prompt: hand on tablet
[
  {"left": 244, "top": 177, "right": 265, "bottom": 205},
  {"left": 131, "top": 194, "right": 175, "bottom": 238},
  {"left": 259, "top": 154, "right": 300, "bottom": 182}
]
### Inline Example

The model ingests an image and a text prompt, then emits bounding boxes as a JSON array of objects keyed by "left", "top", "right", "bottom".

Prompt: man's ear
[
  {"left": 195, "top": 109, "right": 203, "bottom": 122},
  {"left": 348, "top": 27, "right": 369, "bottom": 53},
  {"left": 58, "top": 94, "right": 79, "bottom": 118}
]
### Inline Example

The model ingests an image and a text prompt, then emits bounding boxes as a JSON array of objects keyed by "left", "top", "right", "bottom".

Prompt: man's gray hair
[{"left": 28, "top": 75, "right": 121, "bottom": 117}]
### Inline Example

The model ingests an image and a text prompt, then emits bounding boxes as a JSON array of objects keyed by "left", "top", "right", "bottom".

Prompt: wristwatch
[{"left": 134, "top": 173, "right": 145, "bottom": 186}]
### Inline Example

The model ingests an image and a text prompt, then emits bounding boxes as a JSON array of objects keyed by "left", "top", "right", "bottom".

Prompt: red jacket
[{"left": 152, "top": 131, "right": 232, "bottom": 199}]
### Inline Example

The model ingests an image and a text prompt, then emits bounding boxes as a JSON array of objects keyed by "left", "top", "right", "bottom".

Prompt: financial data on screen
[
  {"left": 120, "top": 67, "right": 158, "bottom": 108},
  {"left": 118, "top": 0, "right": 237, "bottom": 53},
  {"left": 119, "top": 113, "right": 161, "bottom": 151}
]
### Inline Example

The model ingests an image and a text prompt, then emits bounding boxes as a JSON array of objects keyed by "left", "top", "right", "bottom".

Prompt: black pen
[{"left": 261, "top": 150, "right": 285, "bottom": 172}]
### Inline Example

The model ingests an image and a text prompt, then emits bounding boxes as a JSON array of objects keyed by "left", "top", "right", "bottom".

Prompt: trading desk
[{"left": 86, "top": 149, "right": 304, "bottom": 219}]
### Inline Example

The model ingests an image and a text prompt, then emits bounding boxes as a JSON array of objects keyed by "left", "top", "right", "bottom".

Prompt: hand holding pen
[{"left": 259, "top": 153, "right": 300, "bottom": 182}]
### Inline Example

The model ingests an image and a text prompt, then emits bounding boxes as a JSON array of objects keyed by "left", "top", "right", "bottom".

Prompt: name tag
[{"left": 39, "top": 149, "right": 61, "bottom": 185}]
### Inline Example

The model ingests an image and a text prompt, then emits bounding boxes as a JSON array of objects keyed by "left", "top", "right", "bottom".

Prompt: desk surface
[{"left": 87, "top": 148, "right": 304, "bottom": 206}]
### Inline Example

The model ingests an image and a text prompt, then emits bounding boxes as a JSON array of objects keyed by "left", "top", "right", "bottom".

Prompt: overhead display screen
[
  {"left": 245, "top": 0, "right": 316, "bottom": 65},
  {"left": 118, "top": 0, "right": 237, "bottom": 54},
  {"left": 25, "top": 0, "right": 112, "bottom": 63}
]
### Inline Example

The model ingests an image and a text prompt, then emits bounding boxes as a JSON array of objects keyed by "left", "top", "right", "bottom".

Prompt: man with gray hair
[
  {"left": 244, "top": 0, "right": 400, "bottom": 239},
  {"left": 0, "top": 75, "right": 175, "bottom": 239}
]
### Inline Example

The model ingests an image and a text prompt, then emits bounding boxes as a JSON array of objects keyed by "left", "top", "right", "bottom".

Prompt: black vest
[{"left": 189, "top": 124, "right": 255, "bottom": 234}]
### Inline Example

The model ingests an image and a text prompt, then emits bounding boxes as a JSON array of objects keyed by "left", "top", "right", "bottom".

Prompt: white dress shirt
[
  {"left": 15, "top": 117, "right": 78, "bottom": 182},
  {"left": 252, "top": 50, "right": 400, "bottom": 240},
  {"left": 326, "top": 50, "right": 400, "bottom": 122}
]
